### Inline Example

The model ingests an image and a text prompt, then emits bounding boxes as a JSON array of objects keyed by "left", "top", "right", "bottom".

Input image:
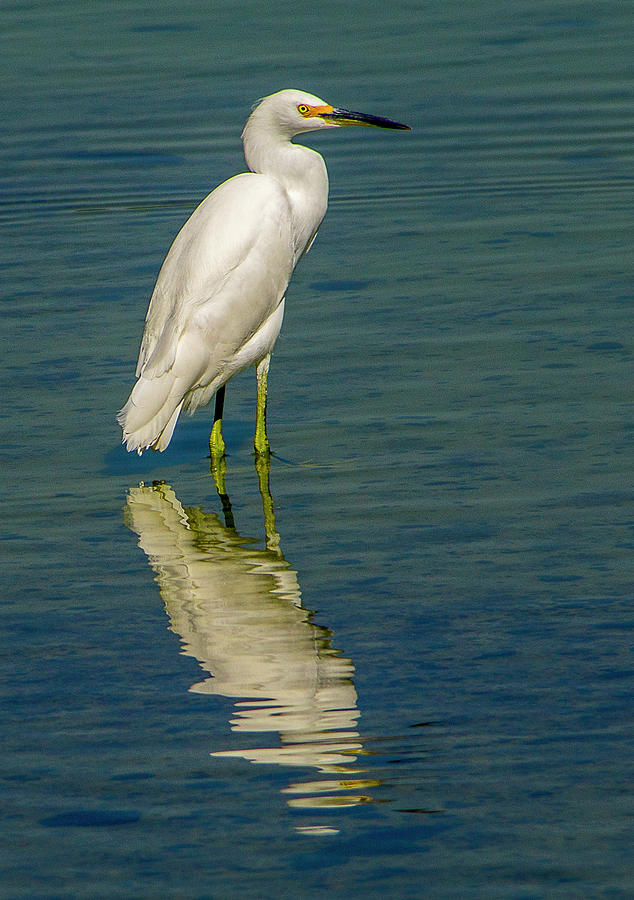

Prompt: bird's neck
[{"left": 243, "top": 130, "right": 329, "bottom": 262}]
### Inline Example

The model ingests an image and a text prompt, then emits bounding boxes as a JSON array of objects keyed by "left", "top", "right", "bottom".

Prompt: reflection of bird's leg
[
  {"left": 209, "top": 385, "right": 226, "bottom": 460},
  {"left": 254, "top": 452, "right": 280, "bottom": 554},
  {"left": 209, "top": 390, "right": 235, "bottom": 530},
  {"left": 209, "top": 452, "right": 236, "bottom": 531},
  {"left": 254, "top": 354, "right": 271, "bottom": 456}
]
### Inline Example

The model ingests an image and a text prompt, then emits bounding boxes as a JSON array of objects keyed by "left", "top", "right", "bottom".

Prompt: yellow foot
[
  {"left": 253, "top": 432, "right": 271, "bottom": 456},
  {"left": 209, "top": 418, "right": 226, "bottom": 458},
  {"left": 209, "top": 419, "right": 227, "bottom": 493},
  {"left": 210, "top": 451, "right": 228, "bottom": 496}
]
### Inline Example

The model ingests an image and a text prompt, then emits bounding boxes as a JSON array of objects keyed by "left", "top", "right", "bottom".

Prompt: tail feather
[
  {"left": 152, "top": 400, "right": 184, "bottom": 452},
  {"left": 118, "top": 374, "right": 186, "bottom": 454}
]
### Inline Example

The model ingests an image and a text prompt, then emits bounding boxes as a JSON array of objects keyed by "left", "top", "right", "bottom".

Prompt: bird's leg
[
  {"left": 209, "top": 384, "right": 226, "bottom": 462},
  {"left": 254, "top": 354, "right": 271, "bottom": 455}
]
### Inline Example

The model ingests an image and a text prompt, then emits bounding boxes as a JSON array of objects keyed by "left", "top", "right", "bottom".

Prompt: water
[{"left": 1, "top": 1, "right": 632, "bottom": 897}]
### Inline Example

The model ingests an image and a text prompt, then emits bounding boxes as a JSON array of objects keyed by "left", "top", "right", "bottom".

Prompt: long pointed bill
[{"left": 321, "top": 108, "right": 410, "bottom": 130}]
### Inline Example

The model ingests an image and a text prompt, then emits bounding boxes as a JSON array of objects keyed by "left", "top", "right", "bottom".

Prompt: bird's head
[{"left": 246, "top": 89, "right": 411, "bottom": 138}]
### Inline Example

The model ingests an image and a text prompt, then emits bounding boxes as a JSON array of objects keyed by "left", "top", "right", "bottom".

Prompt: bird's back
[
  {"left": 118, "top": 172, "right": 296, "bottom": 453},
  {"left": 137, "top": 173, "right": 295, "bottom": 381}
]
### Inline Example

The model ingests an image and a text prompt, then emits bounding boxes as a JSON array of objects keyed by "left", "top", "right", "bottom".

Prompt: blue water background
[{"left": 1, "top": 1, "right": 632, "bottom": 897}]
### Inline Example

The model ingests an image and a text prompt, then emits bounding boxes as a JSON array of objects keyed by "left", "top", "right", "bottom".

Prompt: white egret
[{"left": 118, "top": 89, "right": 410, "bottom": 457}]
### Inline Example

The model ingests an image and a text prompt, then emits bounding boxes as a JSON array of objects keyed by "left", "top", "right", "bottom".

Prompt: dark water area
[{"left": 1, "top": 1, "right": 632, "bottom": 897}]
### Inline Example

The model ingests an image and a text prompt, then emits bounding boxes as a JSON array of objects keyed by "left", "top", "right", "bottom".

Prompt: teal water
[{"left": 1, "top": 1, "right": 632, "bottom": 897}]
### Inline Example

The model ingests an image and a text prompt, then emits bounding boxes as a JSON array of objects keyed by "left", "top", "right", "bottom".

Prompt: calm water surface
[{"left": 1, "top": 1, "right": 632, "bottom": 897}]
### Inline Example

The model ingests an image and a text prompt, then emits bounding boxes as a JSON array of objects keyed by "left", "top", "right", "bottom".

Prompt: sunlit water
[{"left": 2, "top": 1, "right": 632, "bottom": 897}]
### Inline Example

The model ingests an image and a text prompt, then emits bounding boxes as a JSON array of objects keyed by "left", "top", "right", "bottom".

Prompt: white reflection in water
[{"left": 124, "top": 461, "right": 377, "bottom": 826}]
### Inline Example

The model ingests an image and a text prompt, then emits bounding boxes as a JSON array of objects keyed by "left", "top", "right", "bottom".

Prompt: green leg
[
  {"left": 254, "top": 355, "right": 271, "bottom": 456},
  {"left": 209, "top": 385, "right": 226, "bottom": 460}
]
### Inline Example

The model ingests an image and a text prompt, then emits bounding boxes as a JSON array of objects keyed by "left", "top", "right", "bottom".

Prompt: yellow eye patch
[{"left": 297, "top": 103, "right": 335, "bottom": 118}]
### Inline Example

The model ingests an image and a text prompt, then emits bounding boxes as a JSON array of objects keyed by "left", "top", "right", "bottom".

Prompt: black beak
[{"left": 321, "top": 107, "right": 411, "bottom": 130}]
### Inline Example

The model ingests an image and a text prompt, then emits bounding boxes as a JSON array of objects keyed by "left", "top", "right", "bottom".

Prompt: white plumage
[{"left": 118, "top": 89, "right": 409, "bottom": 455}]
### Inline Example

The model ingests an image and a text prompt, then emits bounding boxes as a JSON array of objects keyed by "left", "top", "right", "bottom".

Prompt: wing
[{"left": 136, "top": 173, "right": 295, "bottom": 380}]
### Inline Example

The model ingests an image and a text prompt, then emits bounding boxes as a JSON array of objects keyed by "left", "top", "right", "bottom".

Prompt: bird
[{"left": 118, "top": 89, "right": 410, "bottom": 457}]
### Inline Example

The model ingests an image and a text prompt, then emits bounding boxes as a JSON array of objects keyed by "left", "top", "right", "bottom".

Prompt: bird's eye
[{"left": 297, "top": 104, "right": 310, "bottom": 116}]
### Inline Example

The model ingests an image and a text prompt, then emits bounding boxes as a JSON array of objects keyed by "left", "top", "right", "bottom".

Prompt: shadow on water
[{"left": 123, "top": 454, "right": 380, "bottom": 835}]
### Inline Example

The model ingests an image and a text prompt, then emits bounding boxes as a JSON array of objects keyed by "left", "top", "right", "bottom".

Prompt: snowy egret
[{"left": 118, "top": 89, "right": 410, "bottom": 457}]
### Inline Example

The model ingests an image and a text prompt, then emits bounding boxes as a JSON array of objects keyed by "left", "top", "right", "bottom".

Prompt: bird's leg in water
[
  {"left": 210, "top": 449, "right": 230, "bottom": 502},
  {"left": 209, "top": 451, "right": 235, "bottom": 530},
  {"left": 254, "top": 452, "right": 280, "bottom": 554},
  {"left": 209, "top": 385, "right": 226, "bottom": 462},
  {"left": 254, "top": 355, "right": 271, "bottom": 455}
]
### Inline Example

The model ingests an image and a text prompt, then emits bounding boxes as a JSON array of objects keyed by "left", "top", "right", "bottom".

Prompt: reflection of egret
[
  {"left": 118, "top": 89, "right": 409, "bottom": 457},
  {"left": 124, "top": 457, "right": 378, "bottom": 818}
]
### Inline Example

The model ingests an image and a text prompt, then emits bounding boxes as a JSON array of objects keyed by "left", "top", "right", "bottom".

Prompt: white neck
[{"left": 242, "top": 116, "right": 329, "bottom": 262}]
